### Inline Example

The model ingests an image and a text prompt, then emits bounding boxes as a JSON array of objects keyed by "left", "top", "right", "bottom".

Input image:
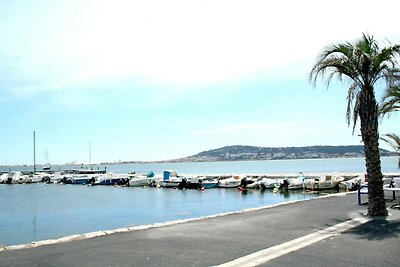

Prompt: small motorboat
[
  {"left": 275, "top": 175, "right": 305, "bottom": 191},
  {"left": 339, "top": 176, "right": 362, "bottom": 191},
  {"left": 0, "top": 173, "right": 8, "bottom": 184},
  {"left": 26, "top": 173, "right": 48, "bottom": 183},
  {"left": 71, "top": 175, "right": 96, "bottom": 185},
  {"left": 259, "top": 178, "right": 283, "bottom": 190},
  {"left": 5, "top": 172, "right": 27, "bottom": 184},
  {"left": 178, "top": 176, "right": 215, "bottom": 190},
  {"left": 129, "top": 171, "right": 156, "bottom": 187},
  {"left": 162, "top": 170, "right": 184, "bottom": 188},
  {"left": 94, "top": 173, "right": 129, "bottom": 186},
  {"left": 218, "top": 176, "right": 242, "bottom": 188},
  {"left": 200, "top": 177, "right": 219, "bottom": 189},
  {"left": 305, "top": 175, "right": 342, "bottom": 191}
]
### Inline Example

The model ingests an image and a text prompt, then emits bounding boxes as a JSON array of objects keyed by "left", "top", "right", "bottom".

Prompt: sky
[{"left": 0, "top": 0, "right": 399, "bottom": 165}]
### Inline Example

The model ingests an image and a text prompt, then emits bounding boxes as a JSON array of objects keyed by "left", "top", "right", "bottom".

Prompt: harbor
[
  {"left": 1, "top": 164, "right": 399, "bottom": 191},
  {"left": 1, "top": 157, "right": 400, "bottom": 247},
  {"left": 1, "top": 170, "right": 399, "bottom": 247}
]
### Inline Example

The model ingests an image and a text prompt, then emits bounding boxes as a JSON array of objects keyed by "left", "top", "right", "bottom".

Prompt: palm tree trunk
[{"left": 359, "top": 86, "right": 387, "bottom": 216}]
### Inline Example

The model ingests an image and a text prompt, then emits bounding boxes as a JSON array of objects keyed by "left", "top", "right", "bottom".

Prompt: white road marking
[{"left": 214, "top": 217, "right": 370, "bottom": 267}]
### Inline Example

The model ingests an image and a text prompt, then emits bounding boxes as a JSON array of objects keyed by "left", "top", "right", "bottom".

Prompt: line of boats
[{"left": 0, "top": 169, "right": 368, "bottom": 192}]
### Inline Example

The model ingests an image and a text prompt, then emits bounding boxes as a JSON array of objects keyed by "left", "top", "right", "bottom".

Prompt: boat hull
[
  {"left": 218, "top": 180, "right": 241, "bottom": 188},
  {"left": 94, "top": 178, "right": 128, "bottom": 186},
  {"left": 129, "top": 177, "right": 154, "bottom": 187}
]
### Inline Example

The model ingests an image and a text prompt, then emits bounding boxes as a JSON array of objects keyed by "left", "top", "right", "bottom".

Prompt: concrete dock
[{"left": 0, "top": 192, "right": 399, "bottom": 266}]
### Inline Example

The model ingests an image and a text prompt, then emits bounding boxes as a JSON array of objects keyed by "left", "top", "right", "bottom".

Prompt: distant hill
[{"left": 174, "top": 145, "right": 395, "bottom": 162}]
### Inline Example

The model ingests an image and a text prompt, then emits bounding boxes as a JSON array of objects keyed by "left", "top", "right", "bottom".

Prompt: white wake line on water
[{"left": 0, "top": 192, "right": 351, "bottom": 251}]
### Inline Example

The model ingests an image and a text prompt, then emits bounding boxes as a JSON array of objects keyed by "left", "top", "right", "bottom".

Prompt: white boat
[
  {"left": 218, "top": 176, "right": 242, "bottom": 188},
  {"left": 305, "top": 175, "right": 342, "bottom": 191},
  {"left": 93, "top": 173, "right": 129, "bottom": 186},
  {"left": 129, "top": 175, "right": 154, "bottom": 187},
  {"left": 259, "top": 178, "right": 283, "bottom": 189},
  {"left": 0, "top": 173, "right": 8, "bottom": 183},
  {"left": 5, "top": 172, "right": 27, "bottom": 184},
  {"left": 129, "top": 172, "right": 157, "bottom": 187},
  {"left": 275, "top": 175, "right": 305, "bottom": 191},
  {"left": 287, "top": 178, "right": 305, "bottom": 190},
  {"left": 162, "top": 176, "right": 183, "bottom": 188},
  {"left": 51, "top": 172, "right": 71, "bottom": 184},
  {"left": 338, "top": 175, "right": 362, "bottom": 191},
  {"left": 25, "top": 173, "right": 43, "bottom": 183},
  {"left": 162, "top": 170, "right": 184, "bottom": 188},
  {"left": 37, "top": 173, "right": 54, "bottom": 183}
]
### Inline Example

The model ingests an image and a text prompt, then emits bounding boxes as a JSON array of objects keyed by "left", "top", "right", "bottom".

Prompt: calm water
[
  {"left": 0, "top": 184, "right": 312, "bottom": 246},
  {"left": 1, "top": 157, "right": 399, "bottom": 246},
  {"left": 104, "top": 156, "right": 399, "bottom": 174},
  {"left": 2, "top": 156, "right": 399, "bottom": 174}
]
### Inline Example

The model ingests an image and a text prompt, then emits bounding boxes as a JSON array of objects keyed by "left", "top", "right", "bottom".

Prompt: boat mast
[
  {"left": 44, "top": 148, "right": 47, "bottom": 164},
  {"left": 33, "top": 131, "right": 36, "bottom": 174},
  {"left": 89, "top": 141, "right": 92, "bottom": 169}
]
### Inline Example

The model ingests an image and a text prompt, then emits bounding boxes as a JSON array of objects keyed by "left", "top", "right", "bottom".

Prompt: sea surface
[
  {"left": 1, "top": 157, "right": 399, "bottom": 246},
  {"left": 2, "top": 156, "right": 400, "bottom": 175}
]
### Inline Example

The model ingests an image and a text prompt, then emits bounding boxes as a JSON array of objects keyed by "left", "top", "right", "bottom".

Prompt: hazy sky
[{"left": 0, "top": 0, "right": 399, "bottom": 165}]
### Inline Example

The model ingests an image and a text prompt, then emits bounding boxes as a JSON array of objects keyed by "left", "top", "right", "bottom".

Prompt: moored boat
[
  {"left": 129, "top": 171, "right": 157, "bottom": 187},
  {"left": 338, "top": 175, "right": 362, "bottom": 191},
  {"left": 0, "top": 173, "right": 8, "bottom": 183},
  {"left": 93, "top": 173, "right": 129, "bottom": 186},
  {"left": 177, "top": 176, "right": 214, "bottom": 190},
  {"left": 26, "top": 173, "right": 48, "bottom": 183},
  {"left": 218, "top": 176, "right": 241, "bottom": 188},
  {"left": 200, "top": 177, "right": 219, "bottom": 189},
  {"left": 305, "top": 174, "right": 342, "bottom": 191},
  {"left": 5, "top": 172, "right": 27, "bottom": 184},
  {"left": 275, "top": 174, "right": 305, "bottom": 191},
  {"left": 72, "top": 175, "right": 95, "bottom": 185},
  {"left": 259, "top": 178, "right": 283, "bottom": 189},
  {"left": 162, "top": 170, "right": 184, "bottom": 188}
]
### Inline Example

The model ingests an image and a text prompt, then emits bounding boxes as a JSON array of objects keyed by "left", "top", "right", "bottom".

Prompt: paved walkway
[{"left": 1, "top": 192, "right": 399, "bottom": 267}]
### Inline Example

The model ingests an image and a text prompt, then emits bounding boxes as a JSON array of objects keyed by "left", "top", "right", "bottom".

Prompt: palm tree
[{"left": 309, "top": 33, "right": 400, "bottom": 216}]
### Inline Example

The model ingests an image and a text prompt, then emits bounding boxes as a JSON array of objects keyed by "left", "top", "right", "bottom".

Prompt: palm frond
[
  {"left": 381, "top": 133, "right": 400, "bottom": 153},
  {"left": 346, "top": 82, "right": 359, "bottom": 125},
  {"left": 379, "top": 84, "right": 400, "bottom": 117},
  {"left": 309, "top": 43, "right": 355, "bottom": 86},
  {"left": 351, "top": 91, "right": 361, "bottom": 134}
]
